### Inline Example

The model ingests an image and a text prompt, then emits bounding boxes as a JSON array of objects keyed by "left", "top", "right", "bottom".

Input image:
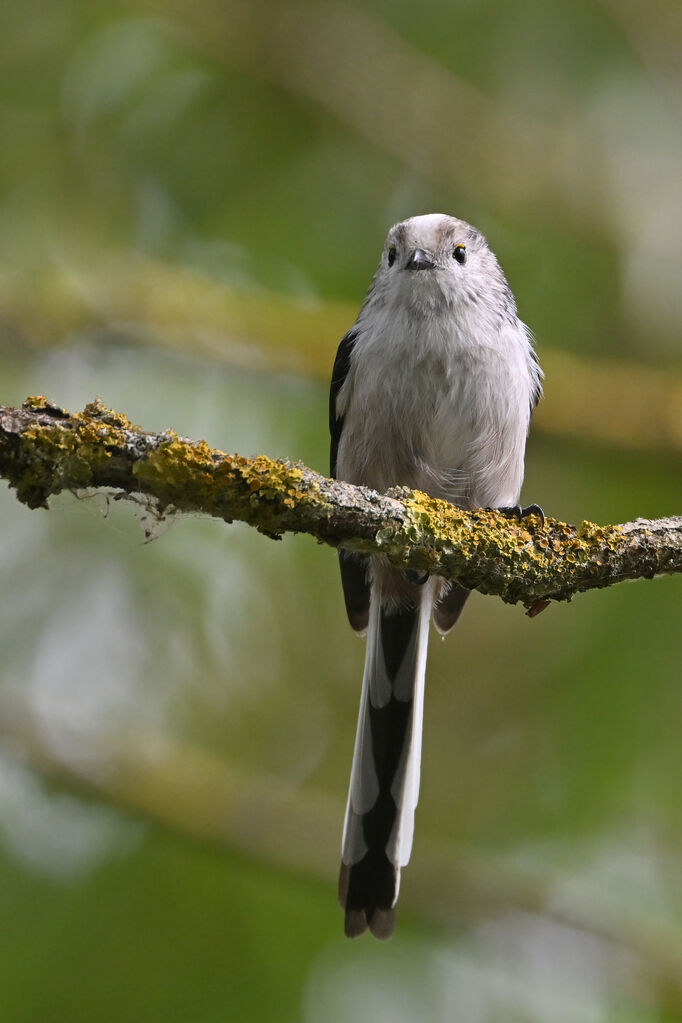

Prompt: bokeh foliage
[{"left": 1, "top": 1, "right": 681, "bottom": 1020}]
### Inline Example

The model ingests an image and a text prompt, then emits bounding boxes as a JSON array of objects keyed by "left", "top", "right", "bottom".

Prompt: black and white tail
[{"left": 339, "top": 577, "right": 433, "bottom": 939}]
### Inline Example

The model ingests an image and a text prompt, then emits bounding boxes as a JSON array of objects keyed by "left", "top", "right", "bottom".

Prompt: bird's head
[{"left": 372, "top": 213, "right": 515, "bottom": 321}]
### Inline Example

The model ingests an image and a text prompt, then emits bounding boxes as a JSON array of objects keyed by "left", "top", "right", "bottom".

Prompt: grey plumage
[{"left": 329, "top": 213, "right": 542, "bottom": 938}]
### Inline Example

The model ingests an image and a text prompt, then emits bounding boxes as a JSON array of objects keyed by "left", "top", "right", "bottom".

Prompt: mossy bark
[{"left": 1, "top": 397, "right": 681, "bottom": 611}]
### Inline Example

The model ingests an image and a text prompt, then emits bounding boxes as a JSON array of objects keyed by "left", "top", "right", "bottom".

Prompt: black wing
[
  {"left": 329, "top": 328, "right": 357, "bottom": 478},
  {"left": 329, "top": 328, "right": 370, "bottom": 632}
]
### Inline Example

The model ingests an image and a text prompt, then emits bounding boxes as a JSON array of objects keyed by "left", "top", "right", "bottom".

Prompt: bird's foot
[{"left": 496, "top": 503, "right": 545, "bottom": 525}]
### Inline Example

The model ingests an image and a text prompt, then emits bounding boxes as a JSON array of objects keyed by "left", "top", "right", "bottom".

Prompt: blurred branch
[
  {"left": 1, "top": 396, "right": 681, "bottom": 610},
  {"left": 7, "top": 723, "right": 682, "bottom": 1011},
  {"left": 2, "top": 258, "right": 682, "bottom": 452},
  {"left": 599, "top": 0, "right": 682, "bottom": 108},
  {"left": 137, "top": 0, "right": 613, "bottom": 234}
]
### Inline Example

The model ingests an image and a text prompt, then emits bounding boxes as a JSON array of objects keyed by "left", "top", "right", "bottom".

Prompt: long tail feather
[{"left": 339, "top": 576, "right": 433, "bottom": 938}]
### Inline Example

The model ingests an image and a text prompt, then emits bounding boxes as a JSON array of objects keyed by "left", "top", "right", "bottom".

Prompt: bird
[{"left": 329, "top": 213, "right": 543, "bottom": 939}]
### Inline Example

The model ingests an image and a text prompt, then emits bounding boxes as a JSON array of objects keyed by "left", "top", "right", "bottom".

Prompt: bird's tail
[{"left": 339, "top": 575, "right": 433, "bottom": 939}]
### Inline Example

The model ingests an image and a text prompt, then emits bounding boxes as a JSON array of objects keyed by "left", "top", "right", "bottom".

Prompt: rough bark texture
[{"left": 1, "top": 397, "right": 680, "bottom": 610}]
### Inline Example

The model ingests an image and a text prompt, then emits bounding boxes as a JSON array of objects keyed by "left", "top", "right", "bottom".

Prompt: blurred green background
[{"left": 1, "top": 1, "right": 682, "bottom": 1020}]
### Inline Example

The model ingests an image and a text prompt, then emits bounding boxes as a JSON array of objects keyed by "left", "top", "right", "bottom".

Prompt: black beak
[{"left": 404, "top": 249, "right": 436, "bottom": 271}]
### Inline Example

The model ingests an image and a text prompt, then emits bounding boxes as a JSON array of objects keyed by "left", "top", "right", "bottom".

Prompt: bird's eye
[
  {"left": 387, "top": 246, "right": 397, "bottom": 267},
  {"left": 453, "top": 245, "right": 467, "bottom": 265}
]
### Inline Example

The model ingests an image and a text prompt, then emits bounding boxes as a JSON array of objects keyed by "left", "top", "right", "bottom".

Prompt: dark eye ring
[
  {"left": 453, "top": 245, "right": 467, "bottom": 265},
  {"left": 387, "top": 246, "right": 397, "bottom": 267}
]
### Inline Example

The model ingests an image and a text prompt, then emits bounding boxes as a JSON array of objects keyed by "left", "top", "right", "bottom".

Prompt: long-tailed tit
[{"left": 329, "top": 213, "right": 543, "bottom": 938}]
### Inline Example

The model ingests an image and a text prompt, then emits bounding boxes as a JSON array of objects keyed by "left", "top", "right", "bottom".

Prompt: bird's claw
[{"left": 496, "top": 503, "right": 545, "bottom": 525}]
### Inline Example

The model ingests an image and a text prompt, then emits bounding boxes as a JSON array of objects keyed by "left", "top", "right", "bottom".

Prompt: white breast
[{"left": 335, "top": 304, "right": 534, "bottom": 509}]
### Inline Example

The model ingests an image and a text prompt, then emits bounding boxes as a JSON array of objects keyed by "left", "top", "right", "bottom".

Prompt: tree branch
[{"left": 1, "top": 396, "right": 680, "bottom": 610}]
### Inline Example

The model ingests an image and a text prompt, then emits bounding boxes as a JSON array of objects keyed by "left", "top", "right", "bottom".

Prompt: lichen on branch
[{"left": 1, "top": 396, "right": 681, "bottom": 610}]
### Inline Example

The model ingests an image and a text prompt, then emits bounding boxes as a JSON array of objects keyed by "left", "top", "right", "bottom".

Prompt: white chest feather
[{"left": 335, "top": 303, "right": 535, "bottom": 509}]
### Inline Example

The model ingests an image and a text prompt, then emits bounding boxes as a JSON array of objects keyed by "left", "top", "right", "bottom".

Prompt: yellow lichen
[
  {"left": 4, "top": 396, "right": 640, "bottom": 607},
  {"left": 77, "top": 399, "right": 140, "bottom": 433},
  {"left": 23, "top": 395, "right": 55, "bottom": 411}
]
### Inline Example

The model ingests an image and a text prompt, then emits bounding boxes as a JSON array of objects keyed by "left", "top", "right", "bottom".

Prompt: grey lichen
[{"left": 1, "top": 397, "right": 680, "bottom": 610}]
